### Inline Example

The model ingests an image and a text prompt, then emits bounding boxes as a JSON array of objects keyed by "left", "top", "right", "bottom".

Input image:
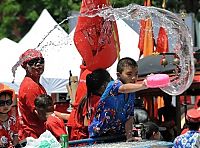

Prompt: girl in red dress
[{"left": 69, "top": 69, "right": 111, "bottom": 141}]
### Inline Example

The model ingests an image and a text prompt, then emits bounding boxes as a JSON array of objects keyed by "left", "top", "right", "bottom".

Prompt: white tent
[
  {"left": 16, "top": 9, "right": 82, "bottom": 94},
  {"left": 0, "top": 9, "right": 82, "bottom": 94},
  {"left": 0, "top": 38, "right": 23, "bottom": 92},
  {"left": 1, "top": 11, "right": 139, "bottom": 94},
  {"left": 107, "top": 19, "right": 140, "bottom": 79}
]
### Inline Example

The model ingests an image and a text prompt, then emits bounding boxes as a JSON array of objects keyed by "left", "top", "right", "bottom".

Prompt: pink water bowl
[{"left": 146, "top": 74, "right": 170, "bottom": 88}]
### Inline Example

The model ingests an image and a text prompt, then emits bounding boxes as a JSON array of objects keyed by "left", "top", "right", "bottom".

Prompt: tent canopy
[{"left": 1, "top": 10, "right": 141, "bottom": 94}]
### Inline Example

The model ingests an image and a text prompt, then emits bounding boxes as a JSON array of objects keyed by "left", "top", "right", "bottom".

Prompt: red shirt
[
  {"left": 67, "top": 69, "right": 91, "bottom": 127},
  {"left": 0, "top": 113, "right": 18, "bottom": 147},
  {"left": 69, "top": 95, "right": 100, "bottom": 141},
  {"left": 45, "top": 113, "right": 67, "bottom": 141},
  {"left": 18, "top": 77, "right": 47, "bottom": 140}
]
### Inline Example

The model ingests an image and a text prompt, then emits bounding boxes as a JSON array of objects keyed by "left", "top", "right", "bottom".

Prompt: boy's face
[
  {"left": 35, "top": 105, "right": 54, "bottom": 121},
  {"left": 118, "top": 66, "right": 138, "bottom": 84},
  {"left": 0, "top": 93, "right": 12, "bottom": 113}
]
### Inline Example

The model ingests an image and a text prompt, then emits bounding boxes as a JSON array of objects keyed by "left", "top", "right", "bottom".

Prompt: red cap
[
  {"left": 186, "top": 108, "right": 200, "bottom": 123},
  {"left": 20, "top": 49, "right": 43, "bottom": 69},
  {"left": 0, "top": 83, "right": 15, "bottom": 100}
]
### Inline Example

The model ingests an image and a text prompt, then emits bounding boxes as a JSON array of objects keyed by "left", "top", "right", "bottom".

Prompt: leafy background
[{"left": 0, "top": 0, "right": 199, "bottom": 42}]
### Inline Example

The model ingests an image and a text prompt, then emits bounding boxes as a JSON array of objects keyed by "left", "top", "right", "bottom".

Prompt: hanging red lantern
[{"left": 74, "top": 0, "right": 120, "bottom": 71}]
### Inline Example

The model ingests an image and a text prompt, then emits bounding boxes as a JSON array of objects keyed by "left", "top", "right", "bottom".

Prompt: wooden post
[{"left": 68, "top": 76, "right": 78, "bottom": 104}]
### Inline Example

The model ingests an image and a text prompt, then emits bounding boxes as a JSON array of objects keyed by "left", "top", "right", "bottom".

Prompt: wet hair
[
  {"left": 86, "top": 69, "right": 111, "bottom": 97},
  {"left": 117, "top": 57, "right": 138, "bottom": 73},
  {"left": 77, "top": 69, "right": 111, "bottom": 124},
  {"left": 34, "top": 94, "right": 53, "bottom": 109}
]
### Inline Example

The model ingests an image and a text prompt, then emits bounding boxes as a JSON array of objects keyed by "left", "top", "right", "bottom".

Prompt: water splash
[
  {"left": 12, "top": 4, "right": 194, "bottom": 95},
  {"left": 82, "top": 4, "right": 194, "bottom": 95}
]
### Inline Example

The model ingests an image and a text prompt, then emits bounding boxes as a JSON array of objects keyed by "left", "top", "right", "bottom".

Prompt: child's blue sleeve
[{"left": 110, "top": 80, "right": 122, "bottom": 95}]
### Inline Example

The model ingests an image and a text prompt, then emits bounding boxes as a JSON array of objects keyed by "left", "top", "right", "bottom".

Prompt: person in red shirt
[
  {"left": 67, "top": 68, "right": 91, "bottom": 136},
  {"left": 0, "top": 83, "right": 19, "bottom": 147},
  {"left": 69, "top": 69, "right": 111, "bottom": 141},
  {"left": 18, "top": 49, "right": 47, "bottom": 141},
  {"left": 34, "top": 94, "right": 67, "bottom": 141}
]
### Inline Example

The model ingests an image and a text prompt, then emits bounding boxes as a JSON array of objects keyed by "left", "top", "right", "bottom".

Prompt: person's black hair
[
  {"left": 145, "top": 121, "right": 159, "bottom": 139},
  {"left": 77, "top": 69, "right": 111, "bottom": 124},
  {"left": 86, "top": 69, "right": 111, "bottom": 98},
  {"left": 117, "top": 57, "right": 138, "bottom": 73},
  {"left": 34, "top": 94, "right": 53, "bottom": 109},
  {"left": 186, "top": 120, "right": 200, "bottom": 131}
]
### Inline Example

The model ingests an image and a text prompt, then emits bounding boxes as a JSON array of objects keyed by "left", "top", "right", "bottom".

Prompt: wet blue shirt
[
  {"left": 173, "top": 130, "right": 200, "bottom": 148},
  {"left": 88, "top": 80, "right": 135, "bottom": 137}
]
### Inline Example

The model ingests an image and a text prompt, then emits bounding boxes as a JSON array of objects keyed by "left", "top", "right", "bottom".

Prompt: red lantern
[{"left": 74, "top": 0, "right": 120, "bottom": 71}]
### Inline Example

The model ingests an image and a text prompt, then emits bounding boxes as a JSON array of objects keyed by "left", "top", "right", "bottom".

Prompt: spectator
[
  {"left": 34, "top": 94, "right": 67, "bottom": 141},
  {"left": 67, "top": 68, "right": 91, "bottom": 140},
  {"left": 181, "top": 99, "right": 200, "bottom": 135},
  {"left": 158, "top": 94, "right": 177, "bottom": 141},
  {"left": 0, "top": 83, "right": 19, "bottom": 147},
  {"left": 89, "top": 57, "right": 148, "bottom": 141},
  {"left": 173, "top": 108, "right": 200, "bottom": 148},
  {"left": 18, "top": 49, "right": 47, "bottom": 140},
  {"left": 145, "top": 121, "right": 163, "bottom": 140},
  {"left": 69, "top": 69, "right": 111, "bottom": 141}
]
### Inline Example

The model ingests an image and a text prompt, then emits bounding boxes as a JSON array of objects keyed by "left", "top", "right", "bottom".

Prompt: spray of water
[{"left": 12, "top": 4, "right": 194, "bottom": 95}]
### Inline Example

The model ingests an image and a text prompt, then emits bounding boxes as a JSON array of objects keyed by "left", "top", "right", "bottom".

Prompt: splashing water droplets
[{"left": 12, "top": 4, "right": 194, "bottom": 95}]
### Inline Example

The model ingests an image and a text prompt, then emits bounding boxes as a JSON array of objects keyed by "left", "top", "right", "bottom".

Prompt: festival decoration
[
  {"left": 155, "top": 27, "right": 169, "bottom": 53},
  {"left": 138, "top": 18, "right": 154, "bottom": 57},
  {"left": 138, "top": 0, "right": 154, "bottom": 58},
  {"left": 73, "top": 0, "right": 120, "bottom": 71}
]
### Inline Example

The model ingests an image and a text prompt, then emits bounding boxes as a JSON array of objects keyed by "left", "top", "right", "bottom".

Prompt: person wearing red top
[
  {"left": 18, "top": 49, "right": 47, "bottom": 141},
  {"left": 34, "top": 94, "right": 67, "bottom": 141},
  {"left": 0, "top": 83, "right": 19, "bottom": 147},
  {"left": 69, "top": 69, "right": 111, "bottom": 141},
  {"left": 67, "top": 69, "right": 91, "bottom": 130}
]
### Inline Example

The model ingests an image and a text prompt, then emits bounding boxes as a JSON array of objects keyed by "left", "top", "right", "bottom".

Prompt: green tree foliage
[
  {"left": 0, "top": 0, "right": 199, "bottom": 41},
  {"left": 0, "top": 0, "right": 81, "bottom": 41},
  {"left": 111, "top": 0, "right": 143, "bottom": 8}
]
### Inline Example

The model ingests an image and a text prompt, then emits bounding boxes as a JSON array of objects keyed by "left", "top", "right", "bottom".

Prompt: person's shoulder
[
  {"left": 19, "top": 77, "right": 35, "bottom": 88},
  {"left": 48, "top": 113, "right": 64, "bottom": 123}
]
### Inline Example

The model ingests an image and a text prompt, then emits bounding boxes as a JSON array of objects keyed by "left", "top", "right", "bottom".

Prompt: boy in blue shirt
[{"left": 89, "top": 57, "right": 148, "bottom": 141}]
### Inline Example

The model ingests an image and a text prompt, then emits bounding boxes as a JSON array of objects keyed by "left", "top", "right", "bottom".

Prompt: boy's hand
[{"left": 142, "top": 79, "right": 148, "bottom": 89}]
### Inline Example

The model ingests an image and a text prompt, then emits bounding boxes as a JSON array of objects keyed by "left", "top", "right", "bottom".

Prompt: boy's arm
[{"left": 118, "top": 80, "right": 147, "bottom": 93}]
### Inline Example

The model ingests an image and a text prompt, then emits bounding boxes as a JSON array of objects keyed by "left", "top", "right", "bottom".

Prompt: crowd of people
[{"left": 0, "top": 49, "right": 199, "bottom": 147}]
